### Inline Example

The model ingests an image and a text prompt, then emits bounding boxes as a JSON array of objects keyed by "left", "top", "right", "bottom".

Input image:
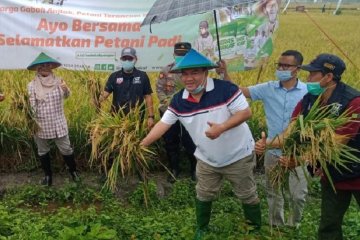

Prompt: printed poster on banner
[{"left": 0, "top": 0, "right": 280, "bottom": 72}]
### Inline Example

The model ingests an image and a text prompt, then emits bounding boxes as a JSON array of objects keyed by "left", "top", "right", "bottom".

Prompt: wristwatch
[{"left": 148, "top": 115, "right": 154, "bottom": 119}]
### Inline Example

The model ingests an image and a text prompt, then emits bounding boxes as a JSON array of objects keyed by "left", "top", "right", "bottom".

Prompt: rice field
[
  {"left": 0, "top": 9, "right": 359, "bottom": 240},
  {"left": 1, "top": 10, "right": 360, "bottom": 170}
]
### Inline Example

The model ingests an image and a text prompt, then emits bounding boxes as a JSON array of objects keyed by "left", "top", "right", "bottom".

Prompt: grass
[{"left": 0, "top": 177, "right": 359, "bottom": 239}]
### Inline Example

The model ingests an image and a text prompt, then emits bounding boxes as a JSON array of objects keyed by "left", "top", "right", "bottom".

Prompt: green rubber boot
[
  {"left": 243, "top": 203, "right": 262, "bottom": 231},
  {"left": 194, "top": 199, "right": 212, "bottom": 240}
]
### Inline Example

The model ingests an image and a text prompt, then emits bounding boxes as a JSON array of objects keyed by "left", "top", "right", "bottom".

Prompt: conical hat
[
  {"left": 170, "top": 49, "right": 218, "bottom": 73},
  {"left": 27, "top": 52, "right": 61, "bottom": 70}
]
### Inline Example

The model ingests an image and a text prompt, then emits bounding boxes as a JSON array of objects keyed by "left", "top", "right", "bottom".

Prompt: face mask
[
  {"left": 275, "top": 70, "right": 293, "bottom": 82},
  {"left": 190, "top": 84, "right": 205, "bottom": 95},
  {"left": 121, "top": 60, "right": 135, "bottom": 72},
  {"left": 174, "top": 56, "right": 183, "bottom": 64},
  {"left": 306, "top": 82, "right": 325, "bottom": 96}
]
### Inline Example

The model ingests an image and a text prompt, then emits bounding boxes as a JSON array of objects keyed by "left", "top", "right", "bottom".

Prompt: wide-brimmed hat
[
  {"left": 301, "top": 53, "right": 346, "bottom": 78},
  {"left": 27, "top": 52, "right": 61, "bottom": 71},
  {"left": 170, "top": 49, "right": 218, "bottom": 73}
]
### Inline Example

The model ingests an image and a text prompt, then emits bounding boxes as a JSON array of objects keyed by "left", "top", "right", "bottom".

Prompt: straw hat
[{"left": 27, "top": 52, "right": 61, "bottom": 71}]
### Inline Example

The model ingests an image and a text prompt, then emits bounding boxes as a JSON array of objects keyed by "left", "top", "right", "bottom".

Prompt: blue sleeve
[{"left": 248, "top": 82, "right": 269, "bottom": 101}]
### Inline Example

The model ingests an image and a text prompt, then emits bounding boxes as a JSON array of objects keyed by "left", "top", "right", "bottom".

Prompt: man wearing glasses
[{"left": 239, "top": 50, "right": 308, "bottom": 228}]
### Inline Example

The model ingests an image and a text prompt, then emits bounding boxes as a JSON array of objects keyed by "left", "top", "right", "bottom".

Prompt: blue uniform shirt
[{"left": 249, "top": 80, "right": 307, "bottom": 154}]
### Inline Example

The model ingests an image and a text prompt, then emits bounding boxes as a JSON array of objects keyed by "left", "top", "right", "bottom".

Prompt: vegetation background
[{"left": 0, "top": 4, "right": 360, "bottom": 240}]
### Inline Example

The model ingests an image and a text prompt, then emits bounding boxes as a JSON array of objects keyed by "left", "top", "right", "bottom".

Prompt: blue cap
[
  {"left": 301, "top": 53, "right": 346, "bottom": 78},
  {"left": 170, "top": 49, "right": 218, "bottom": 73}
]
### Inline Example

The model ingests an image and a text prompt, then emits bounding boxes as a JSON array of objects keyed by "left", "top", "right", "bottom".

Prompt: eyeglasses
[{"left": 275, "top": 62, "right": 298, "bottom": 69}]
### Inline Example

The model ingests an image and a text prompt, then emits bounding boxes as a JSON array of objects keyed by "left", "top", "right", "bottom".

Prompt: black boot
[
  {"left": 39, "top": 153, "right": 52, "bottom": 186},
  {"left": 63, "top": 154, "right": 80, "bottom": 182},
  {"left": 41, "top": 176, "right": 52, "bottom": 186}
]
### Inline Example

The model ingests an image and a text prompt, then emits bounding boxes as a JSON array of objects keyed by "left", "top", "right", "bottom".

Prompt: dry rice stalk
[{"left": 88, "top": 103, "right": 157, "bottom": 199}]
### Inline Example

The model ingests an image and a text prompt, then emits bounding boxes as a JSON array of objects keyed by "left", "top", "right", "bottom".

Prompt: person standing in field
[
  {"left": 141, "top": 49, "right": 261, "bottom": 239},
  {"left": 97, "top": 47, "right": 155, "bottom": 128},
  {"left": 230, "top": 50, "right": 308, "bottom": 228},
  {"left": 0, "top": 92, "right": 4, "bottom": 102},
  {"left": 256, "top": 53, "right": 360, "bottom": 240},
  {"left": 27, "top": 52, "right": 79, "bottom": 186},
  {"left": 156, "top": 42, "right": 197, "bottom": 182}
]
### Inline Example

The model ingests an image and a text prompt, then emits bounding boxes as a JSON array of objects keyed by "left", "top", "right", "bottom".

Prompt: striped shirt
[
  {"left": 28, "top": 81, "right": 69, "bottom": 139},
  {"left": 162, "top": 78, "right": 254, "bottom": 167}
]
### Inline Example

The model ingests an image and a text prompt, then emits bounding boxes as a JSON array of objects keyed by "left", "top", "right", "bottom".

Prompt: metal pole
[{"left": 213, "top": 10, "right": 221, "bottom": 61}]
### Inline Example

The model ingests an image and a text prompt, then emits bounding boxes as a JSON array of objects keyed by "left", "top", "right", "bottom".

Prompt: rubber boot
[
  {"left": 194, "top": 199, "right": 212, "bottom": 240},
  {"left": 39, "top": 153, "right": 52, "bottom": 186},
  {"left": 243, "top": 203, "right": 262, "bottom": 231},
  {"left": 63, "top": 154, "right": 80, "bottom": 182}
]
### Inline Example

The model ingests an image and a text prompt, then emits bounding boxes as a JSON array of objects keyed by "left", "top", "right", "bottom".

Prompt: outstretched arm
[{"left": 141, "top": 121, "right": 172, "bottom": 147}]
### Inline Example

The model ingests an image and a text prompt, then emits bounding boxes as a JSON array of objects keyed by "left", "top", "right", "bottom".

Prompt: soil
[
  {"left": 0, "top": 170, "right": 183, "bottom": 200},
  {"left": 0, "top": 168, "right": 266, "bottom": 200}
]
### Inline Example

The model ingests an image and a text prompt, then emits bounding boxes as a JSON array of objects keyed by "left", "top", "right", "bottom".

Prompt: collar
[
  {"left": 182, "top": 77, "right": 214, "bottom": 99},
  {"left": 276, "top": 78, "right": 301, "bottom": 90}
]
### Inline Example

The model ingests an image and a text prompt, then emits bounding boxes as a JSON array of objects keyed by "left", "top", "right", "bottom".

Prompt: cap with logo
[
  {"left": 174, "top": 42, "right": 191, "bottom": 56},
  {"left": 121, "top": 47, "right": 137, "bottom": 58},
  {"left": 301, "top": 53, "right": 346, "bottom": 78},
  {"left": 27, "top": 52, "right": 61, "bottom": 71}
]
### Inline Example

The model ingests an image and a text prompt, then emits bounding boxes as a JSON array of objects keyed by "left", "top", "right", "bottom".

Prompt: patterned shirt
[
  {"left": 156, "top": 63, "right": 182, "bottom": 113},
  {"left": 28, "top": 81, "right": 69, "bottom": 139}
]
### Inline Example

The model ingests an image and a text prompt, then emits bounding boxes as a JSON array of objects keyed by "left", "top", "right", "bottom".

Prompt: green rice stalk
[{"left": 270, "top": 97, "right": 359, "bottom": 190}]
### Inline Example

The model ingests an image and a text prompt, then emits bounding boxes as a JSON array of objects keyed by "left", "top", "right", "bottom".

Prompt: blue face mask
[
  {"left": 121, "top": 60, "right": 135, "bottom": 72},
  {"left": 174, "top": 56, "right": 183, "bottom": 64},
  {"left": 275, "top": 70, "right": 293, "bottom": 82},
  {"left": 306, "top": 82, "right": 325, "bottom": 96}
]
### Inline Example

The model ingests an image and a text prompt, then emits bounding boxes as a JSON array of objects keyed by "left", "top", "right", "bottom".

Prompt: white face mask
[{"left": 121, "top": 60, "right": 135, "bottom": 72}]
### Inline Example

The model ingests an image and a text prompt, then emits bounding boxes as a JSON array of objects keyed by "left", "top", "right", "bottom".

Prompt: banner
[{"left": 0, "top": 0, "right": 279, "bottom": 72}]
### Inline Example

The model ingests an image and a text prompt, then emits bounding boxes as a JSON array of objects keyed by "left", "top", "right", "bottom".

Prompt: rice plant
[
  {"left": 269, "top": 97, "right": 360, "bottom": 190},
  {"left": 88, "top": 103, "right": 158, "bottom": 206}
]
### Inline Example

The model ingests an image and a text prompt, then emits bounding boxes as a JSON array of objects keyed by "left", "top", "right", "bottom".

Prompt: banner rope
[{"left": 304, "top": 11, "right": 359, "bottom": 71}]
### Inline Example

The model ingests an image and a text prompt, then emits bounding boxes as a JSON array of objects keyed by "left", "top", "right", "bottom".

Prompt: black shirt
[{"left": 105, "top": 68, "right": 152, "bottom": 114}]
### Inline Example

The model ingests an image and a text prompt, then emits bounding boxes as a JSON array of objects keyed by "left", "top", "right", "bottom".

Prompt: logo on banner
[
  {"left": 116, "top": 78, "right": 123, "bottom": 85},
  {"left": 132, "top": 77, "right": 141, "bottom": 84}
]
